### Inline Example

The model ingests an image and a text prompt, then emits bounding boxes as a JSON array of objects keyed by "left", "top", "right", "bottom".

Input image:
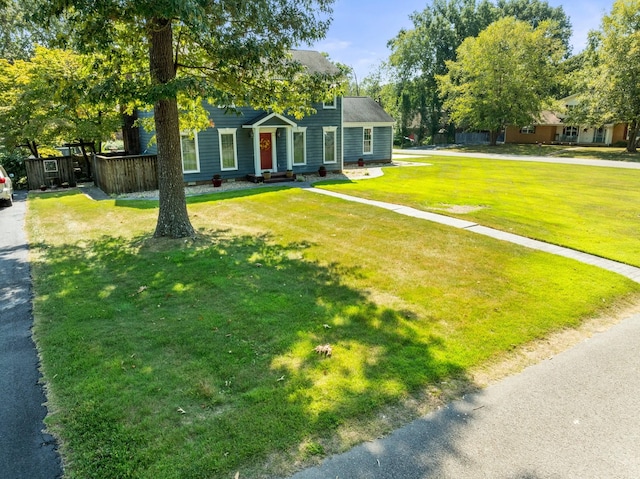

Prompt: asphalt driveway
[{"left": 0, "top": 191, "right": 62, "bottom": 479}]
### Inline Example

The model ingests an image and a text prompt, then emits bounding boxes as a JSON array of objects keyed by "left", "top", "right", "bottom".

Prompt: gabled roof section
[
  {"left": 537, "top": 110, "right": 563, "bottom": 125},
  {"left": 243, "top": 112, "right": 297, "bottom": 128},
  {"left": 343, "top": 97, "right": 395, "bottom": 126},
  {"left": 289, "top": 50, "right": 341, "bottom": 76}
]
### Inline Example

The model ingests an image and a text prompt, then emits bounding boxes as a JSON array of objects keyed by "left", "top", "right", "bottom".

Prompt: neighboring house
[
  {"left": 138, "top": 51, "right": 394, "bottom": 184},
  {"left": 505, "top": 94, "right": 627, "bottom": 146}
]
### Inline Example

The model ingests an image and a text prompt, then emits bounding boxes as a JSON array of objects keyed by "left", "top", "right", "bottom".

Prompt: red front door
[{"left": 259, "top": 132, "right": 273, "bottom": 170}]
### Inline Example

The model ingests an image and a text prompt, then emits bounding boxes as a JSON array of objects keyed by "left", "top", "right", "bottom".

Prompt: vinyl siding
[
  {"left": 137, "top": 98, "right": 344, "bottom": 182},
  {"left": 344, "top": 126, "right": 393, "bottom": 163}
]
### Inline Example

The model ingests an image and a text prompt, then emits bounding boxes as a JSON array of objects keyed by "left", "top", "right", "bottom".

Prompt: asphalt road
[
  {"left": 289, "top": 312, "right": 640, "bottom": 479},
  {"left": 0, "top": 191, "right": 62, "bottom": 479}
]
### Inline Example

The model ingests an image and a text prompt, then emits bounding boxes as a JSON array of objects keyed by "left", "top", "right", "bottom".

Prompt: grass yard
[
  {"left": 28, "top": 187, "right": 640, "bottom": 479},
  {"left": 444, "top": 143, "right": 640, "bottom": 162},
  {"left": 319, "top": 157, "right": 640, "bottom": 267}
]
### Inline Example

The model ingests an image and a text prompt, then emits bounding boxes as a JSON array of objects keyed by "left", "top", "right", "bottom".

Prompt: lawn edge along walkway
[{"left": 305, "top": 187, "right": 640, "bottom": 284}]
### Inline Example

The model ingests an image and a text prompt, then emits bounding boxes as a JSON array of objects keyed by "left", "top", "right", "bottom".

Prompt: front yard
[
  {"left": 319, "top": 156, "right": 640, "bottom": 267},
  {"left": 27, "top": 162, "right": 640, "bottom": 478}
]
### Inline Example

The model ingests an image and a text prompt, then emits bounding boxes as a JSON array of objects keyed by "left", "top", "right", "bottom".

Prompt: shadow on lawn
[
  {"left": 32, "top": 229, "right": 474, "bottom": 478},
  {"left": 113, "top": 186, "right": 294, "bottom": 210}
]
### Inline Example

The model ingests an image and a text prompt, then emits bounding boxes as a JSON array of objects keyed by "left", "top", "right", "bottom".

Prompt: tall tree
[
  {"left": 387, "top": 0, "right": 571, "bottom": 144},
  {"left": 437, "top": 17, "right": 564, "bottom": 145},
  {"left": 569, "top": 0, "right": 640, "bottom": 152},
  {"left": 31, "top": 0, "right": 339, "bottom": 238},
  {"left": 0, "top": 47, "right": 121, "bottom": 157}
]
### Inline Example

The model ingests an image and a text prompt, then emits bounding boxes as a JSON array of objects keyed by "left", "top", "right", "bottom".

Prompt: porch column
[
  {"left": 286, "top": 127, "right": 293, "bottom": 170},
  {"left": 252, "top": 127, "right": 260, "bottom": 176}
]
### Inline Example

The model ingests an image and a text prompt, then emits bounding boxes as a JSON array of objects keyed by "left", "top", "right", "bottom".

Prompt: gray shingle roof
[
  {"left": 343, "top": 97, "right": 395, "bottom": 125},
  {"left": 289, "top": 50, "right": 341, "bottom": 76}
]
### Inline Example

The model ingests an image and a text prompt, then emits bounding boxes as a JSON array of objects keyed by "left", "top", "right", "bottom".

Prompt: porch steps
[{"left": 246, "top": 172, "right": 297, "bottom": 184}]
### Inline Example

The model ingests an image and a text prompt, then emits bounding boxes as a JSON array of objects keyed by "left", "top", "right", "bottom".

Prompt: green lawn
[
  {"left": 28, "top": 186, "right": 639, "bottom": 478},
  {"left": 441, "top": 143, "right": 640, "bottom": 162},
  {"left": 320, "top": 157, "right": 640, "bottom": 267}
]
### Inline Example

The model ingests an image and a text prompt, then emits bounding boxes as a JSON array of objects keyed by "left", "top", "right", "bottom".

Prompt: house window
[
  {"left": 293, "top": 127, "right": 307, "bottom": 165},
  {"left": 563, "top": 126, "right": 578, "bottom": 140},
  {"left": 363, "top": 127, "right": 373, "bottom": 154},
  {"left": 323, "top": 127, "right": 337, "bottom": 164},
  {"left": 180, "top": 131, "right": 200, "bottom": 173},
  {"left": 323, "top": 96, "right": 337, "bottom": 109},
  {"left": 218, "top": 128, "right": 238, "bottom": 170},
  {"left": 593, "top": 127, "right": 605, "bottom": 143},
  {"left": 520, "top": 125, "right": 535, "bottom": 134}
]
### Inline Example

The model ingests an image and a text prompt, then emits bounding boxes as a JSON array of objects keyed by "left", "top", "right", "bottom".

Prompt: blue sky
[{"left": 307, "top": 0, "right": 613, "bottom": 80}]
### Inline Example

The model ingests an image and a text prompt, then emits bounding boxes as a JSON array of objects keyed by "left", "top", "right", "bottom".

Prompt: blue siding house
[
  {"left": 139, "top": 52, "right": 394, "bottom": 184},
  {"left": 342, "top": 96, "right": 395, "bottom": 165}
]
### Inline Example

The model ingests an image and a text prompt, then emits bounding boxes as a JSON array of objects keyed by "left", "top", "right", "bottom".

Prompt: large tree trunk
[
  {"left": 489, "top": 129, "right": 499, "bottom": 146},
  {"left": 626, "top": 121, "right": 639, "bottom": 153},
  {"left": 149, "top": 17, "right": 195, "bottom": 238},
  {"left": 122, "top": 111, "right": 141, "bottom": 155}
]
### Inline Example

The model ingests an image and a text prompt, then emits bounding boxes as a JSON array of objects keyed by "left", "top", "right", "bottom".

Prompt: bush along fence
[
  {"left": 25, "top": 156, "right": 77, "bottom": 191},
  {"left": 93, "top": 154, "right": 158, "bottom": 195}
]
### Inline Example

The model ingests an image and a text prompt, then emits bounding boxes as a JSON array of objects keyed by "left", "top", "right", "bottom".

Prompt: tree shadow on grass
[
  {"left": 31, "top": 229, "right": 474, "bottom": 478},
  {"left": 113, "top": 186, "right": 294, "bottom": 210}
]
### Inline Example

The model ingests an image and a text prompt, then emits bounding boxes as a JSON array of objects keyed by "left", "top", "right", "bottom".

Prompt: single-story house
[
  {"left": 505, "top": 94, "right": 627, "bottom": 146},
  {"left": 138, "top": 51, "right": 395, "bottom": 184}
]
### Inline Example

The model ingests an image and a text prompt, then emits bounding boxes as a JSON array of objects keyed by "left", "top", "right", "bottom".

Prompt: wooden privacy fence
[
  {"left": 93, "top": 154, "right": 158, "bottom": 195},
  {"left": 25, "top": 156, "right": 76, "bottom": 191}
]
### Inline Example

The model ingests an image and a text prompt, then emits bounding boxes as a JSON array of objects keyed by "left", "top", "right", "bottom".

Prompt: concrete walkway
[{"left": 305, "top": 188, "right": 640, "bottom": 284}]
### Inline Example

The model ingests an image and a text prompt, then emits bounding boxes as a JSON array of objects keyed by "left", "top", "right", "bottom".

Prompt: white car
[{"left": 0, "top": 165, "right": 14, "bottom": 207}]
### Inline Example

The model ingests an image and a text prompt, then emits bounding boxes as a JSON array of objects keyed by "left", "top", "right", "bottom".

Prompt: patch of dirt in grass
[{"left": 429, "top": 204, "right": 487, "bottom": 214}]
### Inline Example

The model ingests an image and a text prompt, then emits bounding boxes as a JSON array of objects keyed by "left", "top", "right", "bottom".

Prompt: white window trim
[
  {"left": 520, "top": 125, "right": 535, "bottom": 134},
  {"left": 180, "top": 131, "right": 200, "bottom": 173},
  {"left": 323, "top": 96, "right": 337, "bottom": 109},
  {"left": 292, "top": 127, "right": 307, "bottom": 165},
  {"left": 323, "top": 126, "right": 338, "bottom": 164},
  {"left": 363, "top": 126, "right": 373, "bottom": 155},
  {"left": 218, "top": 128, "right": 238, "bottom": 171}
]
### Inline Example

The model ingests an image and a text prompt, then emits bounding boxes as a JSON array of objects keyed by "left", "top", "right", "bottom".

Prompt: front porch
[{"left": 246, "top": 171, "right": 298, "bottom": 184}]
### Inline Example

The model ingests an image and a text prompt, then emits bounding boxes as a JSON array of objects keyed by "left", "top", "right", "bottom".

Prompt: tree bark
[
  {"left": 626, "top": 121, "right": 639, "bottom": 153},
  {"left": 149, "top": 17, "right": 195, "bottom": 238},
  {"left": 489, "top": 129, "right": 499, "bottom": 146},
  {"left": 122, "top": 111, "right": 140, "bottom": 155}
]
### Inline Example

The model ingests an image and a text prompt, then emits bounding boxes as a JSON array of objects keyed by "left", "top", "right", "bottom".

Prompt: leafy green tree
[
  {"left": 495, "top": 0, "right": 572, "bottom": 53},
  {"left": 0, "top": 47, "right": 122, "bottom": 157},
  {"left": 31, "top": 0, "right": 340, "bottom": 238},
  {"left": 569, "top": 0, "right": 640, "bottom": 152},
  {"left": 388, "top": 0, "right": 496, "bottom": 144},
  {"left": 437, "top": 17, "right": 564, "bottom": 145},
  {"left": 387, "top": 0, "right": 571, "bottom": 145}
]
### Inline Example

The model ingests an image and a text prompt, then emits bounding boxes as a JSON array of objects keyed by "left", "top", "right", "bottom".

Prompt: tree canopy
[
  {"left": 437, "top": 16, "right": 564, "bottom": 145},
  {"left": 386, "top": 0, "right": 571, "bottom": 145},
  {"left": 30, "top": 0, "right": 340, "bottom": 238},
  {"left": 0, "top": 47, "right": 121, "bottom": 157}
]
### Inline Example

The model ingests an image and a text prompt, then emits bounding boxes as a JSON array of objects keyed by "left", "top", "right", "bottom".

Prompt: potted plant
[
  {"left": 262, "top": 171, "right": 272, "bottom": 180},
  {"left": 318, "top": 165, "right": 327, "bottom": 177},
  {"left": 357, "top": 158, "right": 365, "bottom": 167},
  {"left": 39, "top": 184, "right": 47, "bottom": 191},
  {"left": 212, "top": 174, "right": 222, "bottom": 187}
]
